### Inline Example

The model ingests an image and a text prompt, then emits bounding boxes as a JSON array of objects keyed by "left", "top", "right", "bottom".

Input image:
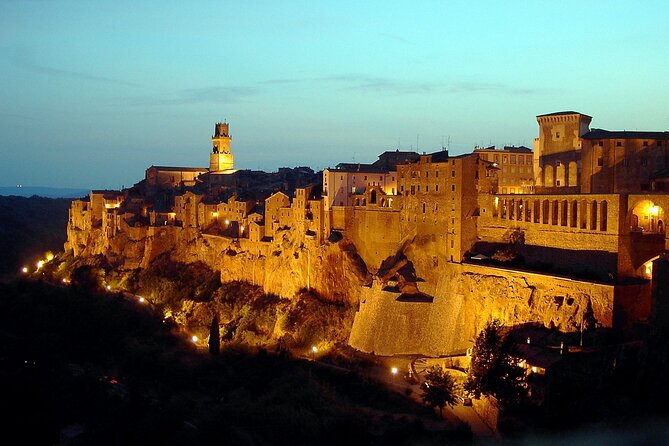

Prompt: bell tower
[{"left": 210, "top": 122, "right": 234, "bottom": 172}]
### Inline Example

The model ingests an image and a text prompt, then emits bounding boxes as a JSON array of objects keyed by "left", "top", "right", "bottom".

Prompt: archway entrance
[{"left": 631, "top": 200, "right": 665, "bottom": 234}]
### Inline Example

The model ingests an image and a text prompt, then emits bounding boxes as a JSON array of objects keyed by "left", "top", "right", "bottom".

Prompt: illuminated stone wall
[{"left": 349, "top": 262, "right": 623, "bottom": 356}]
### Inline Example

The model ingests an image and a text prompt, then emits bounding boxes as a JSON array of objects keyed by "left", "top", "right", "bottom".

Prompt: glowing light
[
  {"left": 212, "top": 212, "right": 219, "bottom": 217},
  {"left": 45, "top": 252, "right": 54, "bottom": 262},
  {"left": 192, "top": 335, "right": 198, "bottom": 343},
  {"left": 531, "top": 366, "right": 538, "bottom": 374},
  {"left": 391, "top": 367, "right": 398, "bottom": 375},
  {"left": 311, "top": 346, "right": 318, "bottom": 353},
  {"left": 62, "top": 278, "right": 67, "bottom": 283},
  {"left": 240, "top": 225, "right": 245, "bottom": 233},
  {"left": 36, "top": 260, "right": 44, "bottom": 270},
  {"left": 646, "top": 263, "right": 653, "bottom": 276},
  {"left": 649, "top": 205, "right": 660, "bottom": 216},
  {"left": 138, "top": 297, "right": 145, "bottom": 303},
  {"left": 21, "top": 267, "right": 28, "bottom": 273},
  {"left": 106, "top": 285, "right": 111, "bottom": 291},
  {"left": 224, "top": 220, "right": 230, "bottom": 225}
]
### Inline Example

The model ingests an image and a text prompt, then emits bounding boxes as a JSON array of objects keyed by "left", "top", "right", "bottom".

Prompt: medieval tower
[{"left": 210, "top": 122, "right": 234, "bottom": 172}]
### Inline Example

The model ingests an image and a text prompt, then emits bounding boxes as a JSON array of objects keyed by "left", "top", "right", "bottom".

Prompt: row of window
[
  {"left": 597, "top": 140, "right": 664, "bottom": 147},
  {"left": 494, "top": 198, "right": 609, "bottom": 232},
  {"left": 479, "top": 153, "right": 532, "bottom": 165},
  {"left": 401, "top": 184, "right": 457, "bottom": 194},
  {"left": 404, "top": 170, "right": 457, "bottom": 179}
]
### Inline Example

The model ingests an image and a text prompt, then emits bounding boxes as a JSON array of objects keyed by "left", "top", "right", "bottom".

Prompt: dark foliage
[
  {"left": 420, "top": 365, "right": 458, "bottom": 416},
  {"left": 209, "top": 314, "right": 220, "bottom": 355},
  {"left": 0, "top": 279, "right": 470, "bottom": 445},
  {"left": 465, "top": 320, "right": 526, "bottom": 406}
]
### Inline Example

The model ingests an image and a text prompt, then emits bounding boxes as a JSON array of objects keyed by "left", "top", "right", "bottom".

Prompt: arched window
[
  {"left": 591, "top": 201, "right": 598, "bottom": 230},
  {"left": 570, "top": 200, "right": 578, "bottom": 227},
  {"left": 580, "top": 199, "right": 588, "bottom": 229},
  {"left": 542, "top": 200, "right": 549, "bottom": 224},
  {"left": 556, "top": 162, "right": 565, "bottom": 187},
  {"left": 568, "top": 161, "right": 578, "bottom": 187},
  {"left": 552, "top": 200, "right": 559, "bottom": 225},
  {"left": 561, "top": 200, "right": 568, "bottom": 226},
  {"left": 370, "top": 190, "right": 377, "bottom": 204},
  {"left": 545, "top": 165, "right": 554, "bottom": 187},
  {"left": 600, "top": 201, "right": 608, "bottom": 231},
  {"left": 533, "top": 200, "right": 540, "bottom": 223}
]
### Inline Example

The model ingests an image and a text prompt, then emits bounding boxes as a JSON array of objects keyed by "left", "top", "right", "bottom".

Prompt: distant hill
[
  {"left": 0, "top": 195, "right": 72, "bottom": 278},
  {"left": 0, "top": 186, "right": 89, "bottom": 198}
]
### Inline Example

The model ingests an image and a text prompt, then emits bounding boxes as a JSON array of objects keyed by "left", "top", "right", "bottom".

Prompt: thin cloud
[
  {"left": 9, "top": 52, "right": 140, "bottom": 87},
  {"left": 449, "top": 81, "right": 543, "bottom": 95},
  {"left": 257, "top": 78, "right": 304, "bottom": 85},
  {"left": 126, "top": 86, "right": 258, "bottom": 107},
  {"left": 320, "top": 74, "right": 439, "bottom": 95}
]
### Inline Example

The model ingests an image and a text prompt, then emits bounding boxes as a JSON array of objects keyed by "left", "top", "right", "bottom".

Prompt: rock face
[
  {"left": 66, "top": 207, "right": 641, "bottom": 357},
  {"left": 67, "top": 221, "right": 368, "bottom": 307},
  {"left": 348, "top": 231, "right": 622, "bottom": 356}
]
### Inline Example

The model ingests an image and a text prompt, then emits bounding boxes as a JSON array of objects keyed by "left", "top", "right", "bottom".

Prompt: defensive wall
[{"left": 348, "top": 261, "right": 649, "bottom": 356}]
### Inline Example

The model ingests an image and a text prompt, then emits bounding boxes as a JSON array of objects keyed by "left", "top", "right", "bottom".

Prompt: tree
[
  {"left": 70, "top": 265, "right": 103, "bottom": 294},
  {"left": 465, "top": 320, "right": 525, "bottom": 406},
  {"left": 421, "top": 365, "right": 458, "bottom": 417},
  {"left": 208, "top": 314, "right": 220, "bottom": 355}
]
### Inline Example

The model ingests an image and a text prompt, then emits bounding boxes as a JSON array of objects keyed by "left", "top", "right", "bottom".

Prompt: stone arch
[
  {"left": 630, "top": 199, "right": 666, "bottom": 233},
  {"left": 556, "top": 162, "right": 565, "bottom": 187},
  {"left": 568, "top": 161, "right": 578, "bottom": 187},
  {"left": 544, "top": 164, "right": 554, "bottom": 187},
  {"left": 570, "top": 200, "right": 578, "bottom": 227},
  {"left": 600, "top": 200, "right": 608, "bottom": 231},
  {"left": 370, "top": 190, "right": 377, "bottom": 204},
  {"left": 590, "top": 200, "right": 598, "bottom": 230}
]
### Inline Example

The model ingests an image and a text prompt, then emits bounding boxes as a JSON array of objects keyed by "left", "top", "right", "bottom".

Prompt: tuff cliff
[
  {"left": 65, "top": 200, "right": 641, "bottom": 357},
  {"left": 66, "top": 221, "right": 368, "bottom": 307}
]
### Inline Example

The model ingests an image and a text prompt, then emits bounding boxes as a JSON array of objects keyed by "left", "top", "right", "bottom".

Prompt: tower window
[
  {"left": 616, "top": 141, "right": 622, "bottom": 147},
  {"left": 643, "top": 141, "right": 649, "bottom": 147},
  {"left": 597, "top": 158, "right": 603, "bottom": 167}
]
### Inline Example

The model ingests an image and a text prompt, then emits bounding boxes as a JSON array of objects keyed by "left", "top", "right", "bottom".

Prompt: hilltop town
[{"left": 63, "top": 112, "right": 669, "bottom": 413}]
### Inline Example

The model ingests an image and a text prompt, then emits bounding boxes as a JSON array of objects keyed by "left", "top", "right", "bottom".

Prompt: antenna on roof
[{"left": 416, "top": 134, "right": 419, "bottom": 152}]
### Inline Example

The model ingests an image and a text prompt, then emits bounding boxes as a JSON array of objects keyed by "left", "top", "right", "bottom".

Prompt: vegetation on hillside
[{"left": 0, "top": 278, "right": 470, "bottom": 445}]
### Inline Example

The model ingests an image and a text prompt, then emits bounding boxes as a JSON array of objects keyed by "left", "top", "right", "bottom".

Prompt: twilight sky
[{"left": 1, "top": 0, "right": 668, "bottom": 189}]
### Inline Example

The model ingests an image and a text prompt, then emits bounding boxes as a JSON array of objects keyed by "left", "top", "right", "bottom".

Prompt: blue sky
[{"left": 1, "top": 0, "right": 668, "bottom": 189}]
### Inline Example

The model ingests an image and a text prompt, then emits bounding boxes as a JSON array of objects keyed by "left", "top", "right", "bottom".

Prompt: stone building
[
  {"left": 534, "top": 111, "right": 669, "bottom": 194},
  {"left": 474, "top": 145, "right": 534, "bottom": 194}
]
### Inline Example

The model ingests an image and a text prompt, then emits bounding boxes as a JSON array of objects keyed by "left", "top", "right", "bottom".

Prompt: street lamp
[
  {"left": 311, "top": 345, "right": 318, "bottom": 361},
  {"left": 391, "top": 367, "right": 398, "bottom": 375}
]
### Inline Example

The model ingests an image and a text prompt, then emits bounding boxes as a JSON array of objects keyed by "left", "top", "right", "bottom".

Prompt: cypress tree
[{"left": 208, "top": 314, "right": 220, "bottom": 355}]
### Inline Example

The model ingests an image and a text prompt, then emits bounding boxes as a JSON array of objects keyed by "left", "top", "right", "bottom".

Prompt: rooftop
[
  {"left": 537, "top": 111, "right": 592, "bottom": 119},
  {"left": 582, "top": 129, "right": 669, "bottom": 140}
]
